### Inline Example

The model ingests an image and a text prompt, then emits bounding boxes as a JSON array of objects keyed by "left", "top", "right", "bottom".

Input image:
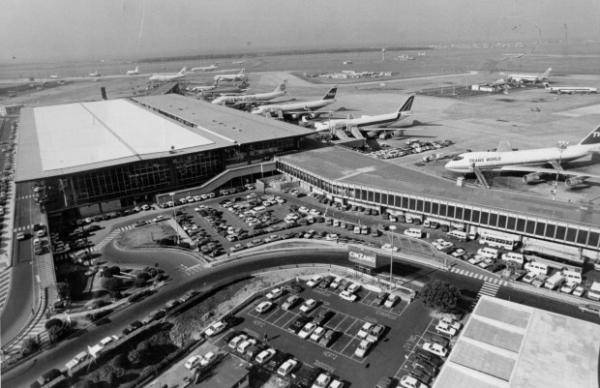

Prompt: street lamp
[
  {"left": 169, "top": 192, "right": 176, "bottom": 219},
  {"left": 388, "top": 225, "right": 397, "bottom": 290}
]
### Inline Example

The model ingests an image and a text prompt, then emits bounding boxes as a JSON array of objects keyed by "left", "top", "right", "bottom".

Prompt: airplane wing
[{"left": 498, "top": 165, "right": 600, "bottom": 186}]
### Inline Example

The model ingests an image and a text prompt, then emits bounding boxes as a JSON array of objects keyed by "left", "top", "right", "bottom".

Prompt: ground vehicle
[
  {"left": 266, "top": 287, "right": 284, "bottom": 300},
  {"left": 300, "top": 298, "right": 318, "bottom": 313},
  {"left": 422, "top": 342, "right": 448, "bottom": 357},
  {"left": 347, "top": 282, "right": 361, "bottom": 293},
  {"left": 184, "top": 355, "right": 202, "bottom": 369},
  {"left": 573, "top": 285, "right": 585, "bottom": 297},
  {"left": 367, "top": 324, "right": 385, "bottom": 342},
  {"left": 435, "top": 321, "right": 457, "bottom": 336},
  {"left": 319, "top": 329, "right": 339, "bottom": 347},
  {"left": 277, "top": 358, "right": 299, "bottom": 376},
  {"left": 451, "top": 248, "right": 466, "bottom": 258},
  {"left": 400, "top": 375, "right": 429, "bottom": 388},
  {"left": 357, "top": 322, "right": 374, "bottom": 338},
  {"left": 501, "top": 252, "right": 524, "bottom": 268},
  {"left": 282, "top": 295, "right": 301, "bottom": 310},
  {"left": 204, "top": 320, "right": 226, "bottom": 336},
  {"left": 354, "top": 339, "right": 373, "bottom": 358},
  {"left": 587, "top": 282, "right": 600, "bottom": 301},
  {"left": 375, "top": 376, "right": 394, "bottom": 388},
  {"left": 311, "top": 373, "right": 332, "bottom": 388},
  {"left": 16, "top": 232, "right": 25, "bottom": 240},
  {"left": 255, "top": 300, "right": 274, "bottom": 313},
  {"left": 310, "top": 326, "right": 326, "bottom": 341},
  {"left": 477, "top": 247, "right": 499, "bottom": 259},
  {"left": 384, "top": 294, "right": 399, "bottom": 308},
  {"left": 329, "top": 379, "right": 344, "bottom": 388},
  {"left": 200, "top": 351, "right": 217, "bottom": 367},
  {"left": 374, "top": 292, "right": 389, "bottom": 305},
  {"left": 439, "top": 317, "right": 462, "bottom": 331},
  {"left": 446, "top": 229, "right": 469, "bottom": 241},
  {"left": 339, "top": 290, "right": 357, "bottom": 302},
  {"left": 404, "top": 228, "right": 423, "bottom": 238},
  {"left": 288, "top": 316, "right": 312, "bottom": 334},
  {"left": 237, "top": 338, "right": 257, "bottom": 354},
  {"left": 299, "top": 322, "right": 318, "bottom": 339},
  {"left": 544, "top": 272, "right": 565, "bottom": 290},
  {"left": 524, "top": 261, "right": 549, "bottom": 277},
  {"left": 521, "top": 272, "right": 536, "bottom": 284},
  {"left": 228, "top": 334, "right": 248, "bottom": 349},
  {"left": 479, "top": 229, "right": 520, "bottom": 250},
  {"left": 255, "top": 348, "right": 276, "bottom": 364},
  {"left": 306, "top": 276, "right": 321, "bottom": 288},
  {"left": 330, "top": 277, "right": 341, "bottom": 289}
]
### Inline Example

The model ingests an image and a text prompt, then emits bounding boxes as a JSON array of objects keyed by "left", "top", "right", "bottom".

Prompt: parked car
[
  {"left": 255, "top": 348, "right": 276, "bottom": 364},
  {"left": 384, "top": 294, "right": 399, "bottom": 308},
  {"left": 422, "top": 342, "right": 448, "bottom": 357},
  {"left": 282, "top": 295, "right": 301, "bottom": 310},
  {"left": 299, "top": 298, "right": 318, "bottom": 314},
  {"left": 204, "top": 320, "right": 227, "bottom": 337},
  {"left": 255, "top": 300, "right": 274, "bottom": 314},
  {"left": 277, "top": 358, "right": 299, "bottom": 376},
  {"left": 339, "top": 290, "right": 357, "bottom": 302}
]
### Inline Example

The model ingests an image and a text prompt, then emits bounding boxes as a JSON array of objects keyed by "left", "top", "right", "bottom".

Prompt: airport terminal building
[
  {"left": 15, "top": 94, "right": 312, "bottom": 216},
  {"left": 275, "top": 146, "right": 600, "bottom": 258}
]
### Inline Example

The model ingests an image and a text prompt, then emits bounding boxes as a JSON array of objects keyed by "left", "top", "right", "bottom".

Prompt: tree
[
  {"left": 21, "top": 336, "right": 41, "bottom": 356},
  {"left": 419, "top": 280, "right": 462, "bottom": 313},
  {"left": 134, "top": 272, "right": 150, "bottom": 287},
  {"left": 108, "top": 266, "right": 121, "bottom": 276},
  {"left": 48, "top": 323, "right": 68, "bottom": 343},
  {"left": 56, "top": 282, "right": 71, "bottom": 300},
  {"left": 101, "top": 277, "right": 121, "bottom": 297},
  {"left": 111, "top": 353, "right": 128, "bottom": 369},
  {"left": 44, "top": 318, "right": 64, "bottom": 330},
  {"left": 127, "top": 349, "right": 141, "bottom": 366}
]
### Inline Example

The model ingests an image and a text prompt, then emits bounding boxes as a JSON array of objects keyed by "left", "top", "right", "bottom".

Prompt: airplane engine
[
  {"left": 366, "top": 131, "right": 378, "bottom": 139},
  {"left": 522, "top": 172, "right": 543, "bottom": 184},
  {"left": 393, "top": 130, "right": 404, "bottom": 137},
  {"left": 309, "top": 113, "right": 319, "bottom": 119},
  {"left": 290, "top": 113, "right": 299, "bottom": 120},
  {"left": 565, "top": 176, "right": 588, "bottom": 189}
]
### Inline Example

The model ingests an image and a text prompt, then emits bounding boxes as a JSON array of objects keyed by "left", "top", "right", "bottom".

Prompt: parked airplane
[
  {"left": 444, "top": 125, "right": 600, "bottom": 188},
  {"left": 149, "top": 67, "right": 187, "bottom": 82},
  {"left": 212, "top": 82, "right": 286, "bottom": 106},
  {"left": 505, "top": 67, "right": 551, "bottom": 84},
  {"left": 545, "top": 84, "right": 598, "bottom": 94},
  {"left": 89, "top": 70, "right": 101, "bottom": 77},
  {"left": 250, "top": 87, "right": 337, "bottom": 119},
  {"left": 312, "top": 95, "right": 414, "bottom": 138},
  {"left": 126, "top": 66, "right": 139, "bottom": 75},
  {"left": 214, "top": 69, "right": 247, "bottom": 83},
  {"left": 192, "top": 64, "right": 218, "bottom": 72},
  {"left": 49, "top": 74, "right": 59, "bottom": 79}
]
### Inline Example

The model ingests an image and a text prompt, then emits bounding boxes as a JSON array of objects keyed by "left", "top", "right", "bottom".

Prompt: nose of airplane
[{"left": 443, "top": 160, "right": 454, "bottom": 171}]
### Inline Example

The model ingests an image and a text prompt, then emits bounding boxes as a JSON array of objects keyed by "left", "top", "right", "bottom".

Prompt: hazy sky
[{"left": 1, "top": 0, "right": 599, "bottom": 63}]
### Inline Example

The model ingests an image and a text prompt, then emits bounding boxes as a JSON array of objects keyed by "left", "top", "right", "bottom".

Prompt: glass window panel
[
  {"left": 566, "top": 228, "right": 577, "bottom": 242},
  {"left": 455, "top": 207, "right": 463, "bottom": 220},
  {"left": 368, "top": 191, "right": 374, "bottom": 202},
  {"left": 416, "top": 200, "right": 423, "bottom": 212},
  {"left": 439, "top": 204, "right": 447, "bottom": 217},
  {"left": 516, "top": 218, "right": 526, "bottom": 232},
  {"left": 480, "top": 211, "right": 489, "bottom": 224},
  {"left": 374, "top": 192, "right": 380, "bottom": 203},
  {"left": 497, "top": 215, "right": 507, "bottom": 229},
  {"left": 588, "top": 232, "right": 599, "bottom": 247},
  {"left": 409, "top": 198, "right": 416, "bottom": 210},
  {"left": 545, "top": 224, "right": 556, "bottom": 238},
  {"left": 555, "top": 226, "right": 566, "bottom": 240},
  {"left": 402, "top": 197, "right": 409, "bottom": 209},
  {"left": 395, "top": 195, "right": 402, "bottom": 207},
  {"left": 432, "top": 202, "right": 439, "bottom": 215},
  {"left": 424, "top": 201, "right": 431, "bottom": 213},
  {"left": 472, "top": 210, "right": 480, "bottom": 223},
  {"left": 535, "top": 222, "right": 546, "bottom": 236},
  {"left": 447, "top": 205, "right": 455, "bottom": 218},
  {"left": 489, "top": 213, "right": 498, "bottom": 227},
  {"left": 577, "top": 230, "right": 588, "bottom": 245},
  {"left": 463, "top": 208, "right": 471, "bottom": 221}
]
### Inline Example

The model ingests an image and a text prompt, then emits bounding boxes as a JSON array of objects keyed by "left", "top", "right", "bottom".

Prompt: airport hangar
[
  {"left": 275, "top": 146, "right": 600, "bottom": 261},
  {"left": 14, "top": 93, "right": 313, "bottom": 222}
]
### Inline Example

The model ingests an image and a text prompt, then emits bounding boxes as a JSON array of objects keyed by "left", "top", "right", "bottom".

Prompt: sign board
[{"left": 348, "top": 246, "right": 381, "bottom": 268}]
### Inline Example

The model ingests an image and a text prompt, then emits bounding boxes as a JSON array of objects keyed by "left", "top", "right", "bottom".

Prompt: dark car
[
  {"left": 314, "top": 310, "right": 335, "bottom": 326},
  {"left": 318, "top": 329, "right": 340, "bottom": 347},
  {"left": 287, "top": 283, "right": 304, "bottom": 294},
  {"left": 408, "top": 367, "right": 432, "bottom": 384},
  {"left": 423, "top": 332, "right": 450, "bottom": 347},
  {"left": 288, "top": 316, "right": 312, "bottom": 334},
  {"left": 415, "top": 349, "right": 444, "bottom": 367},
  {"left": 318, "top": 276, "right": 333, "bottom": 289},
  {"left": 374, "top": 292, "right": 389, "bottom": 306}
]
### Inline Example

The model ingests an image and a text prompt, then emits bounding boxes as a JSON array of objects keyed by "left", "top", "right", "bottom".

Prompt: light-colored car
[
  {"left": 298, "top": 322, "right": 317, "bottom": 339},
  {"left": 399, "top": 374, "right": 429, "bottom": 388},
  {"left": 339, "top": 290, "right": 357, "bottom": 302},
  {"left": 199, "top": 351, "right": 217, "bottom": 367},
  {"left": 439, "top": 316, "right": 462, "bottom": 330},
  {"left": 384, "top": 294, "right": 399, "bottom": 308},
  {"left": 381, "top": 243, "right": 398, "bottom": 252},
  {"left": 300, "top": 298, "right": 317, "bottom": 313},
  {"left": 354, "top": 339, "right": 372, "bottom": 358},
  {"left": 277, "top": 358, "right": 298, "bottom": 376},
  {"left": 310, "top": 326, "right": 326, "bottom": 342},
  {"left": 16, "top": 232, "right": 25, "bottom": 241},
  {"left": 347, "top": 282, "right": 361, "bottom": 293},
  {"left": 255, "top": 300, "right": 274, "bottom": 314},
  {"left": 266, "top": 288, "right": 283, "bottom": 300},
  {"left": 184, "top": 355, "right": 202, "bottom": 369},
  {"left": 451, "top": 248, "right": 466, "bottom": 258},
  {"left": 435, "top": 321, "right": 457, "bottom": 336},
  {"left": 228, "top": 334, "right": 247, "bottom": 349},
  {"left": 521, "top": 272, "right": 536, "bottom": 284},
  {"left": 422, "top": 341, "right": 448, "bottom": 357},
  {"left": 311, "top": 372, "right": 332, "bottom": 388},
  {"left": 366, "top": 324, "right": 385, "bottom": 343},
  {"left": 330, "top": 277, "right": 341, "bottom": 289},
  {"left": 204, "top": 320, "right": 226, "bottom": 337},
  {"left": 328, "top": 379, "right": 345, "bottom": 388},
  {"left": 573, "top": 285, "right": 585, "bottom": 297},
  {"left": 357, "top": 322, "right": 374, "bottom": 339},
  {"left": 237, "top": 338, "right": 257, "bottom": 354},
  {"left": 306, "top": 276, "right": 321, "bottom": 288},
  {"left": 255, "top": 348, "right": 276, "bottom": 364}
]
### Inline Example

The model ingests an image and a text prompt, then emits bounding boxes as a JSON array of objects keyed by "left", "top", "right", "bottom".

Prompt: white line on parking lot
[{"left": 393, "top": 318, "right": 436, "bottom": 379}]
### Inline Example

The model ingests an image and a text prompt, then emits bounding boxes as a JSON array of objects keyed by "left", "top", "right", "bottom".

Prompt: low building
[{"left": 433, "top": 295, "right": 600, "bottom": 388}]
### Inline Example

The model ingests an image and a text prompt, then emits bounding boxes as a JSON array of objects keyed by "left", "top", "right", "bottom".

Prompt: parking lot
[{"left": 204, "top": 277, "right": 437, "bottom": 387}]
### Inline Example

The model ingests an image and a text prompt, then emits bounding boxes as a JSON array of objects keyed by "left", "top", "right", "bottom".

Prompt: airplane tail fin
[
  {"left": 543, "top": 67, "right": 552, "bottom": 78},
  {"left": 399, "top": 95, "right": 415, "bottom": 113},
  {"left": 239, "top": 68, "right": 245, "bottom": 75},
  {"left": 323, "top": 87, "right": 337, "bottom": 100},
  {"left": 579, "top": 125, "right": 600, "bottom": 145},
  {"left": 180, "top": 67, "right": 187, "bottom": 74},
  {"left": 275, "top": 81, "right": 287, "bottom": 92}
]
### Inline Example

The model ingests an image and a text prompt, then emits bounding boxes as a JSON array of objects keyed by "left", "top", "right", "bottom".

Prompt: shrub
[
  {"left": 21, "top": 336, "right": 41, "bottom": 356},
  {"left": 419, "top": 280, "right": 462, "bottom": 313}
]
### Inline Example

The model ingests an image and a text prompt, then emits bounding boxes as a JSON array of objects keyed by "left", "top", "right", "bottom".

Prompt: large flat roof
[
  {"left": 15, "top": 94, "right": 311, "bottom": 181},
  {"left": 278, "top": 146, "right": 600, "bottom": 230},
  {"left": 433, "top": 296, "right": 600, "bottom": 388}
]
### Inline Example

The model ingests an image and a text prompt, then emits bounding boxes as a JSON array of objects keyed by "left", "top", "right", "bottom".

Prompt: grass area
[{"left": 116, "top": 223, "right": 177, "bottom": 249}]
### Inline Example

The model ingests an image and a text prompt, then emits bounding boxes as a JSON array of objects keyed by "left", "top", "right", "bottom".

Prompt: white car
[
  {"left": 354, "top": 339, "right": 372, "bottom": 358},
  {"left": 435, "top": 322, "right": 457, "bottom": 336},
  {"left": 298, "top": 206, "right": 310, "bottom": 214},
  {"left": 339, "top": 290, "right": 357, "bottom": 302},
  {"left": 521, "top": 272, "right": 536, "bottom": 284},
  {"left": 228, "top": 334, "right": 247, "bottom": 349},
  {"left": 204, "top": 321, "right": 226, "bottom": 337},
  {"left": 298, "top": 322, "right": 317, "bottom": 339},
  {"left": 184, "top": 354, "right": 202, "bottom": 369},
  {"left": 309, "top": 209, "right": 321, "bottom": 216},
  {"left": 384, "top": 294, "right": 399, "bottom": 308},
  {"left": 451, "top": 248, "right": 466, "bottom": 258},
  {"left": 310, "top": 326, "right": 326, "bottom": 342},
  {"left": 200, "top": 351, "right": 217, "bottom": 367},
  {"left": 255, "top": 348, "right": 276, "bottom": 364},
  {"left": 237, "top": 338, "right": 257, "bottom": 354},
  {"left": 330, "top": 277, "right": 341, "bottom": 289},
  {"left": 266, "top": 288, "right": 283, "bottom": 300},
  {"left": 573, "top": 285, "right": 585, "bottom": 297},
  {"left": 357, "top": 322, "right": 374, "bottom": 339},
  {"left": 329, "top": 379, "right": 345, "bottom": 388},
  {"left": 255, "top": 300, "right": 273, "bottom": 314},
  {"left": 306, "top": 276, "right": 321, "bottom": 288},
  {"left": 300, "top": 298, "right": 317, "bottom": 313},
  {"left": 422, "top": 341, "right": 448, "bottom": 357},
  {"left": 399, "top": 374, "right": 429, "bottom": 388},
  {"left": 439, "top": 316, "right": 462, "bottom": 331},
  {"left": 381, "top": 243, "right": 398, "bottom": 252},
  {"left": 346, "top": 282, "right": 361, "bottom": 293},
  {"left": 277, "top": 358, "right": 298, "bottom": 376},
  {"left": 311, "top": 372, "right": 332, "bottom": 388}
]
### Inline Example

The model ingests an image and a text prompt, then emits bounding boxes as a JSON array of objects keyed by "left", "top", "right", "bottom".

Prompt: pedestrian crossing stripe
[{"left": 450, "top": 267, "right": 507, "bottom": 287}]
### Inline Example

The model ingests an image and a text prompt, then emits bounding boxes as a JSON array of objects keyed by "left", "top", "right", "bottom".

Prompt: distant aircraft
[
  {"left": 212, "top": 82, "right": 286, "bottom": 106},
  {"left": 545, "top": 84, "right": 598, "bottom": 94},
  {"left": 126, "top": 66, "right": 139, "bottom": 75},
  {"left": 149, "top": 67, "right": 187, "bottom": 82},
  {"left": 251, "top": 87, "right": 337, "bottom": 119},
  {"left": 49, "top": 74, "right": 59, "bottom": 79},
  {"left": 232, "top": 60, "right": 246, "bottom": 65},
  {"left": 89, "top": 70, "right": 101, "bottom": 77},
  {"left": 312, "top": 95, "right": 415, "bottom": 138},
  {"left": 505, "top": 67, "right": 551, "bottom": 85},
  {"left": 444, "top": 124, "right": 600, "bottom": 189},
  {"left": 214, "top": 69, "right": 247, "bottom": 83},
  {"left": 192, "top": 64, "right": 218, "bottom": 72}
]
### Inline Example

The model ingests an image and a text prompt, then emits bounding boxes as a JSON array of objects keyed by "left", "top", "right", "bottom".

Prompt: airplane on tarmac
[
  {"left": 312, "top": 95, "right": 414, "bottom": 138},
  {"left": 212, "top": 81, "right": 286, "bottom": 106},
  {"left": 250, "top": 87, "right": 337, "bottom": 119},
  {"left": 545, "top": 84, "right": 598, "bottom": 94},
  {"left": 149, "top": 67, "right": 187, "bottom": 82},
  {"left": 192, "top": 64, "right": 218, "bottom": 72},
  {"left": 444, "top": 124, "right": 600, "bottom": 189},
  {"left": 504, "top": 67, "right": 552, "bottom": 85},
  {"left": 214, "top": 69, "right": 247, "bottom": 83},
  {"left": 126, "top": 66, "right": 139, "bottom": 75},
  {"left": 89, "top": 70, "right": 101, "bottom": 77}
]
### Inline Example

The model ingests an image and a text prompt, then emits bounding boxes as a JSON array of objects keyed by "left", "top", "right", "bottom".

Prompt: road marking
[{"left": 393, "top": 318, "right": 436, "bottom": 379}]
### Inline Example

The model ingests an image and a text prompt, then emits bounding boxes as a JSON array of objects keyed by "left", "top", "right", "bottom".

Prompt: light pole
[
  {"left": 388, "top": 225, "right": 397, "bottom": 290},
  {"left": 169, "top": 192, "right": 176, "bottom": 219}
]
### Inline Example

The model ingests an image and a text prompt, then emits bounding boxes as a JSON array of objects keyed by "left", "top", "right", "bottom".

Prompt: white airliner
[
  {"left": 214, "top": 69, "right": 247, "bottom": 83},
  {"left": 126, "top": 66, "right": 139, "bottom": 75},
  {"left": 251, "top": 87, "right": 337, "bottom": 119},
  {"left": 212, "top": 82, "right": 286, "bottom": 105},
  {"left": 545, "top": 84, "right": 598, "bottom": 94},
  {"left": 192, "top": 64, "right": 218, "bottom": 72},
  {"left": 444, "top": 125, "right": 600, "bottom": 188},
  {"left": 312, "top": 95, "right": 414, "bottom": 138},
  {"left": 505, "top": 67, "right": 551, "bottom": 84},
  {"left": 89, "top": 70, "right": 101, "bottom": 77},
  {"left": 149, "top": 67, "right": 187, "bottom": 82}
]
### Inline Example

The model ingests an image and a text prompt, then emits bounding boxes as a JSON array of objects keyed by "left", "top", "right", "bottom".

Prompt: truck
[{"left": 543, "top": 271, "right": 565, "bottom": 290}]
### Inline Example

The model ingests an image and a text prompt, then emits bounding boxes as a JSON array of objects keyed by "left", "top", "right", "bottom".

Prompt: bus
[{"left": 478, "top": 228, "right": 521, "bottom": 251}]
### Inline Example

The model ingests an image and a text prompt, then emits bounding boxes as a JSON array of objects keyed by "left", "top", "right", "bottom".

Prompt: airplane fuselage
[
  {"left": 548, "top": 86, "right": 598, "bottom": 94},
  {"left": 213, "top": 90, "right": 285, "bottom": 105},
  {"left": 315, "top": 112, "right": 405, "bottom": 131},
  {"left": 445, "top": 146, "right": 594, "bottom": 173},
  {"left": 252, "top": 99, "right": 335, "bottom": 115}
]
